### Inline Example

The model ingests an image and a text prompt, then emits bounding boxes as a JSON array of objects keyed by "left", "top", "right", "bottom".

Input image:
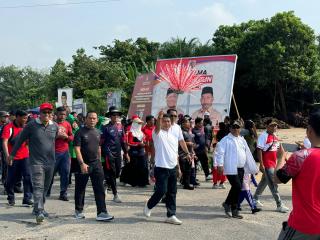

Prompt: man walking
[
  {"left": 74, "top": 111, "right": 114, "bottom": 221},
  {"left": 215, "top": 120, "right": 258, "bottom": 219},
  {"left": 101, "top": 107, "right": 129, "bottom": 203},
  {"left": 192, "top": 117, "right": 212, "bottom": 181},
  {"left": 0, "top": 111, "right": 9, "bottom": 187},
  {"left": 143, "top": 111, "right": 191, "bottom": 225},
  {"left": 9, "top": 103, "right": 58, "bottom": 224},
  {"left": 2, "top": 110, "right": 32, "bottom": 206},
  {"left": 47, "top": 106, "right": 73, "bottom": 201},
  {"left": 253, "top": 119, "right": 289, "bottom": 213}
]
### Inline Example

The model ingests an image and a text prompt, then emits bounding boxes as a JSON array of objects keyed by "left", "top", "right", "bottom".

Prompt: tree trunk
[{"left": 276, "top": 79, "right": 288, "bottom": 122}]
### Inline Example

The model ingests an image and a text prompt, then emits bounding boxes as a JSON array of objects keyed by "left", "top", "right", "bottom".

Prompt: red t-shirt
[
  {"left": 2, "top": 122, "right": 29, "bottom": 160},
  {"left": 55, "top": 121, "right": 73, "bottom": 153},
  {"left": 257, "top": 131, "right": 280, "bottom": 168},
  {"left": 142, "top": 125, "right": 155, "bottom": 153},
  {"left": 282, "top": 148, "right": 320, "bottom": 234}
]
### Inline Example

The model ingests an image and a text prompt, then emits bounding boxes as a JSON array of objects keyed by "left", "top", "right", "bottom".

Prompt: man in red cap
[{"left": 9, "top": 102, "right": 59, "bottom": 224}]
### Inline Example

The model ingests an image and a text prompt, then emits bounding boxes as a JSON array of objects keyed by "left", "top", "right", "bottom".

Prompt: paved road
[{"left": 0, "top": 172, "right": 292, "bottom": 240}]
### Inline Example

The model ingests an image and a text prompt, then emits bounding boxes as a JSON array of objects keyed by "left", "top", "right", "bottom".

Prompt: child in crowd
[{"left": 238, "top": 173, "right": 262, "bottom": 214}]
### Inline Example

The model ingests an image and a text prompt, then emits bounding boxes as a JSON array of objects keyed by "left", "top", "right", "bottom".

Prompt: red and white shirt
[
  {"left": 278, "top": 148, "right": 320, "bottom": 235},
  {"left": 257, "top": 131, "right": 280, "bottom": 169}
]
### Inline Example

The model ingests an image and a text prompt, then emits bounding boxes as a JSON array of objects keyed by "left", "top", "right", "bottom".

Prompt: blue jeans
[
  {"left": 6, "top": 158, "right": 32, "bottom": 202},
  {"left": 147, "top": 166, "right": 177, "bottom": 217},
  {"left": 48, "top": 151, "right": 70, "bottom": 196}
]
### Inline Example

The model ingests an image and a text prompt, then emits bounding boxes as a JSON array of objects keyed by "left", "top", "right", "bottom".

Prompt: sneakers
[
  {"left": 252, "top": 208, "right": 262, "bottom": 214},
  {"left": 222, "top": 202, "right": 232, "bottom": 218},
  {"left": 113, "top": 194, "right": 122, "bottom": 203},
  {"left": 143, "top": 202, "right": 152, "bottom": 218},
  {"left": 96, "top": 212, "right": 114, "bottom": 222},
  {"left": 232, "top": 210, "right": 243, "bottom": 219},
  {"left": 75, "top": 210, "right": 85, "bottom": 219},
  {"left": 59, "top": 195, "right": 69, "bottom": 201},
  {"left": 205, "top": 175, "right": 213, "bottom": 181},
  {"left": 36, "top": 213, "right": 45, "bottom": 224},
  {"left": 219, "top": 183, "right": 226, "bottom": 189},
  {"left": 32, "top": 209, "right": 49, "bottom": 217},
  {"left": 255, "top": 200, "right": 263, "bottom": 207},
  {"left": 212, "top": 184, "right": 219, "bottom": 189},
  {"left": 183, "top": 185, "right": 194, "bottom": 190},
  {"left": 8, "top": 200, "right": 15, "bottom": 206},
  {"left": 165, "top": 215, "right": 182, "bottom": 225},
  {"left": 22, "top": 199, "right": 33, "bottom": 207},
  {"left": 276, "top": 205, "right": 289, "bottom": 213}
]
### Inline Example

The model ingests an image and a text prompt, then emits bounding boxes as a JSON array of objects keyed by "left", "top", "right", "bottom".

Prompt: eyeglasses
[
  {"left": 41, "top": 111, "right": 53, "bottom": 115},
  {"left": 231, "top": 125, "right": 240, "bottom": 129}
]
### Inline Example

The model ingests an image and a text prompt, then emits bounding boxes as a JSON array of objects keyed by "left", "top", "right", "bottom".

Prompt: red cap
[
  {"left": 40, "top": 102, "right": 53, "bottom": 111},
  {"left": 131, "top": 115, "right": 139, "bottom": 120}
]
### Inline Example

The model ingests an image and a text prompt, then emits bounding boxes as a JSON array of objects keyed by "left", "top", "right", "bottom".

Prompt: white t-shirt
[
  {"left": 152, "top": 128, "right": 179, "bottom": 169},
  {"left": 233, "top": 135, "right": 247, "bottom": 168},
  {"left": 169, "top": 123, "right": 184, "bottom": 141}
]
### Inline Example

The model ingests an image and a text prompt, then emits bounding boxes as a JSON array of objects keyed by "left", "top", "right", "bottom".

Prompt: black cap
[
  {"left": 105, "top": 106, "right": 122, "bottom": 117},
  {"left": 167, "top": 88, "right": 178, "bottom": 96},
  {"left": 201, "top": 86, "right": 213, "bottom": 96}
]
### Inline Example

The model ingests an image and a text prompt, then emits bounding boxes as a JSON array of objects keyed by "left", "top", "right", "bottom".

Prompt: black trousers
[
  {"left": 179, "top": 158, "right": 191, "bottom": 187},
  {"left": 225, "top": 168, "right": 244, "bottom": 210},
  {"left": 147, "top": 166, "right": 177, "bottom": 217},
  {"left": 74, "top": 161, "right": 107, "bottom": 215},
  {"left": 195, "top": 151, "right": 210, "bottom": 177}
]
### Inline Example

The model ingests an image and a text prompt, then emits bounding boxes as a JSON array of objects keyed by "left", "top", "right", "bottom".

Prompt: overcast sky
[{"left": 0, "top": 0, "right": 319, "bottom": 70}]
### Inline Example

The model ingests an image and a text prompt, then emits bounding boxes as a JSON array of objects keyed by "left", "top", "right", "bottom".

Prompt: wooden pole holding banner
[{"left": 232, "top": 93, "right": 241, "bottom": 119}]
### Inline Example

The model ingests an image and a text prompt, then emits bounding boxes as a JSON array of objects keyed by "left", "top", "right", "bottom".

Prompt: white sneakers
[
  {"left": 276, "top": 205, "right": 289, "bottom": 213},
  {"left": 255, "top": 200, "right": 264, "bottom": 207},
  {"left": 113, "top": 194, "right": 122, "bottom": 203},
  {"left": 143, "top": 202, "right": 182, "bottom": 225},
  {"left": 143, "top": 202, "right": 152, "bottom": 218},
  {"left": 165, "top": 216, "right": 182, "bottom": 225}
]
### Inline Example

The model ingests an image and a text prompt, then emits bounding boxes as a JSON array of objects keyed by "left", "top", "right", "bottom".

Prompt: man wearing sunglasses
[
  {"left": 253, "top": 119, "right": 289, "bottom": 213},
  {"left": 215, "top": 120, "right": 258, "bottom": 219},
  {"left": 9, "top": 103, "right": 59, "bottom": 224}
]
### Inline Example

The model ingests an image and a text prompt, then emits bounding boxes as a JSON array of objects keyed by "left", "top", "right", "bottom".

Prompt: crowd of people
[{"left": 0, "top": 103, "right": 319, "bottom": 239}]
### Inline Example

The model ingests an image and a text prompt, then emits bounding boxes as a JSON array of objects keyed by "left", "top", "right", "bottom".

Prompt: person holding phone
[{"left": 73, "top": 111, "right": 114, "bottom": 222}]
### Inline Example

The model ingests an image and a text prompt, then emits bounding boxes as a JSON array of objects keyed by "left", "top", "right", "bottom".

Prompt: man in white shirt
[
  {"left": 215, "top": 120, "right": 257, "bottom": 219},
  {"left": 143, "top": 110, "right": 190, "bottom": 225}
]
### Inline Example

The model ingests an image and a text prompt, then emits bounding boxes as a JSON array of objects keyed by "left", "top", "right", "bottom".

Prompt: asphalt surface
[{"left": 0, "top": 172, "right": 292, "bottom": 240}]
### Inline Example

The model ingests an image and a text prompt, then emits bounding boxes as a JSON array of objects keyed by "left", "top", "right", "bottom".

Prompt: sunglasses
[
  {"left": 231, "top": 125, "right": 241, "bottom": 129},
  {"left": 41, "top": 111, "right": 53, "bottom": 114}
]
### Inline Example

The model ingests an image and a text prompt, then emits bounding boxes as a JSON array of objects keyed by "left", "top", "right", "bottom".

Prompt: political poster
[
  {"left": 106, "top": 91, "right": 122, "bottom": 111},
  {"left": 151, "top": 55, "right": 237, "bottom": 126},
  {"left": 57, "top": 88, "right": 73, "bottom": 113},
  {"left": 128, "top": 73, "right": 155, "bottom": 120}
]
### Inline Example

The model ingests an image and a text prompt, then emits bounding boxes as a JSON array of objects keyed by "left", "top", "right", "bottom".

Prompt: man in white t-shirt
[{"left": 143, "top": 110, "right": 191, "bottom": 225}]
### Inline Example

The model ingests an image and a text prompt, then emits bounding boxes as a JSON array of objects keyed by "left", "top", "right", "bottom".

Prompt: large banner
[
  {"left": 57, "top": 88, "right": 73, "bottom": 112},
  {"left": 128, "top": 73, "right": 155, "bottom": 120},
  {"left": 152, "top": 55, "right": 237, "bottom": 126},
  {"left": 106, "top": 91, "right": 122, "bottom": 111}
]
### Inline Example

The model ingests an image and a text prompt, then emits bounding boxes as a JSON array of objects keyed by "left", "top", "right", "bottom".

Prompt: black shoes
[
  {"left": 22, "top": 199, "right": 33, "bottom": 207},
  {"left": 232, "top": 210, "right": 243, "bottom": 219},
  {"left": 59, "top": 195, "right": 69, "bottom": 201},
  {"left": 222, "top": 202, "right": 232, "bottom": 218},
  {"left": 183, "top": 185, "right": 194, "bottom": 190},
  {"left": 252, "top": 208, "right": 262, "bottom": 214}
]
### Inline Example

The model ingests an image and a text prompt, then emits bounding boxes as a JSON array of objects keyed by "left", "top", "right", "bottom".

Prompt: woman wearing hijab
[{"left": 126, "top": 116, "right": 149, "bottom": 187}]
